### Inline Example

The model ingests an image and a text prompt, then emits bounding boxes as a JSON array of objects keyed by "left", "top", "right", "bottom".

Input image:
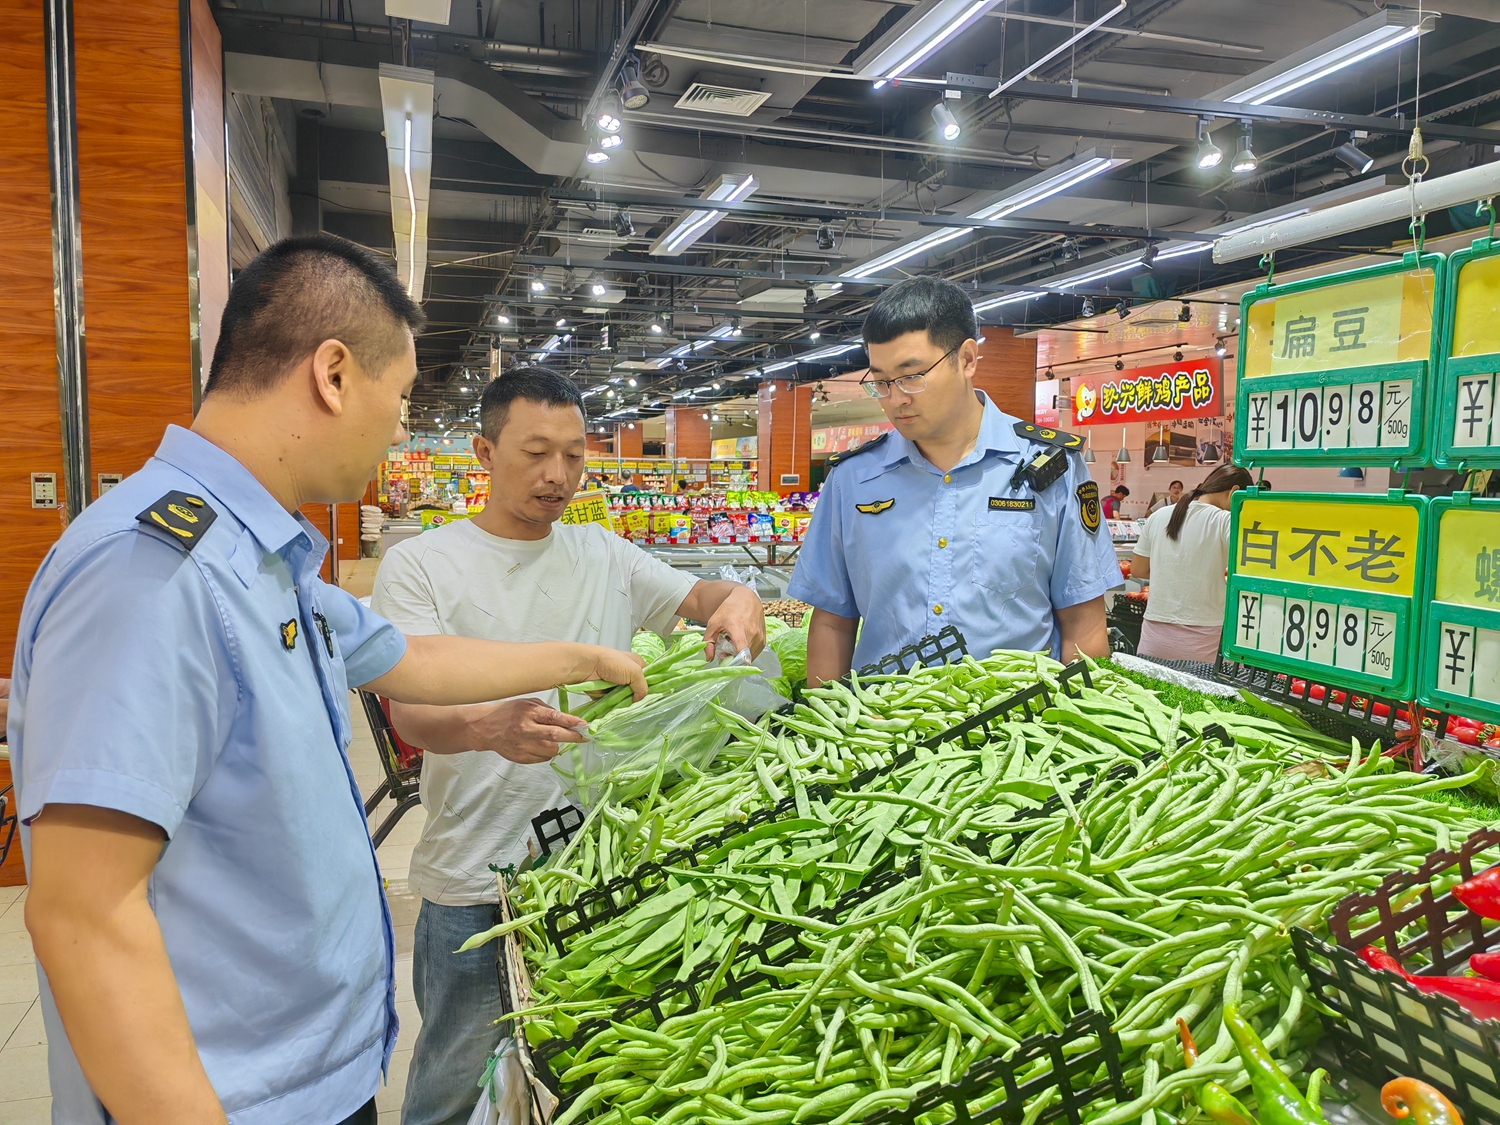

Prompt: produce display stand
[{"left": 1294, "top": 827, "right": 1500, "bottom": 1124}]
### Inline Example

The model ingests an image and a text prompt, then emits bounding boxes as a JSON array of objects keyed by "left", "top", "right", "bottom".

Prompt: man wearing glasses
[{"left": 788, "top": 276, "right": 1121, "bottom": 685}]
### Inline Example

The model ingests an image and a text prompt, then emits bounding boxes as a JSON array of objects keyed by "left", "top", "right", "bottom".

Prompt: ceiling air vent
[{"left": 675, "top": 83, "right": 772, "bottom": 117}]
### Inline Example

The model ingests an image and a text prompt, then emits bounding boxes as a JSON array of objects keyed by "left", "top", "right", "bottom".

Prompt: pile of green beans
[{"left": 520, "top": 732, "right": 1490, "bottom": 1125}]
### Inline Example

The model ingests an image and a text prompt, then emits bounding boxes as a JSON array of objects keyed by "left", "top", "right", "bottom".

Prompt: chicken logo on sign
[{"left": 1074, "top": 381, "right": 1098, "bottom": 421}]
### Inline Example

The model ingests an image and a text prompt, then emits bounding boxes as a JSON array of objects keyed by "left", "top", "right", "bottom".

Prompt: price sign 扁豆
[
  {"left": 1432, "top": 239, "right": 1500, "bottom": 468},
  {"left": 1223, "top": 490, "right": 1430, "bottom": 697},
  {"left": 1418, "top": 496, "right": 1500, "bottom": 722},
  {"left": 1235, "top": 252, "right": 1443, "bottom": 468}
]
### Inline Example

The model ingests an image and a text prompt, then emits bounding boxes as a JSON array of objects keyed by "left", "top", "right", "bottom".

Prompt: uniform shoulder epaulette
[
  {"left": 137, "top": 490, "right": 217, "bottom": 552},
  {"left": 1014, "top": 421, "right": 1085, "bottom": 452},
  {"left": 826, "top": 431, "right": 891, "bottom": 470}
]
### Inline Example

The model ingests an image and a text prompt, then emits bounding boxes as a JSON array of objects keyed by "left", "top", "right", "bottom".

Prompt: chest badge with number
[
  {"left": 1076, "top": 481, "right": 1101, "bottom": 533},
  {"left": 280, "top": 619, "right": 298, "bottom": 650},
  {"left": 855, "top": 498, "right": 896, "bottom": 515}
]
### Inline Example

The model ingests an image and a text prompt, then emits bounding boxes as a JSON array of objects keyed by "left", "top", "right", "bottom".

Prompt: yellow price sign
[
  {"left": 1452, "top": 253, "right": 1500, "bottom": 359},
  {"left": 559, "top": 490, "right": 614, "bottom": 530},
  {"left": 1235, "top": 498, "right": 1420, "bottom": 597},
  {"left": 1242, "top": 267, "right": 1435, "bottom": 379},
  {"left": 1434, "top": 507, "right": 1500, "bottom": 610}
]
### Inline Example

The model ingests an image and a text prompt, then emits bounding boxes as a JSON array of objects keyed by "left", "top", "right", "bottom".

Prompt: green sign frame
[
  {"left": 1430, "top": 237, "right": 1500, "bottom": 469},
  {"left": 1417, "top": 492, "right": 1500, "bottom": 724},
  {"left": 1222, "top": 488, "right": 1430, "bottom": 699},
  {"left": 1233, "top": 251, "right": 1445, "bottom": 470}
]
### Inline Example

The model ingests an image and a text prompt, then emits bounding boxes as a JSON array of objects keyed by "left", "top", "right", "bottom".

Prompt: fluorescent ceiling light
[
  {"left": 973, "top": 290, "right": 1043, "bottom": 313},
  {"left": 537, "top": 335, "right": 563, "bottom": 353},
  {"left": 841, "top": 150, "right": 1127, "bottom": 280},
  {"left": 989, "top": 1, "right": 1126, "bottom": 98},
  {"left": 378, "top": 64, "right": 435, "bottom": 301},
  {"left": 383, "top": 0, "right": 451, "bottom": 23},
  {"left": 1216, "top": 9, "right": 1435, "bottom": 107},
  {"left": 649, "top": 174, "right": 758, "bottom": 257},
  {"left": 854, "top": 0, "right": 1009, "bottom": 86}
]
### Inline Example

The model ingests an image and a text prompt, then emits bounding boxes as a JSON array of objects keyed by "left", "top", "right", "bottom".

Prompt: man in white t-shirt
[{"left": 371, "top": 369, "right": 763, "bottom": 1125}]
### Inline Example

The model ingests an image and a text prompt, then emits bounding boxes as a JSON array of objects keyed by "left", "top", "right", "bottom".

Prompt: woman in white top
[{"left": 1130, "top": 465, "right": 1255, "bottom": 663}]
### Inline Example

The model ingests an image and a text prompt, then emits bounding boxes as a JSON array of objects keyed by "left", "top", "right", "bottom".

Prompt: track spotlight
[
  {"left": 810, "top": 328, "right": 821, "bottom": 341},
  {"left": 1115, "top": 358, "right": 1124, "bottom": 371},
  {"left": 1173, "top": 350, "right": 1184, "bottom": 362},
  {"left": 596, "top": 91, "right": 624, "bottom": 134},
  {"left": 931, "top": 101, "right": 961, "bottom": 142},
  {"left": 627, "top": 377, "right": 637, "bottom": 387},
  {"left": 619, "top": 59, "right": 650, "bottom": 109},
  {"left": 615, "top": 210, "right": 635, "bottom": 239},
  {"left": 1178, "top": 302, "right": 1192, "bottom": 323},
  {"left": 1335, "top": 139, "right": 1374, "bottom": 175},
  {"left": 1116, "top": 299, "right": 1130, "bottom": 320},
  {"left": 1214, "top": 339, "right": 1228, "bottom": 358},
  {"left": 1081, "top": 297, "right": 1096, "bottom": 318},
  {"left": 585, "top": 142, "right": 610, "bottom": 164},
  {"left": 649, "top": 317, "right": 663, "bottom": 334},
  {"left": 1195, "top": 117, "right": 1223, "bottom": 171},
  {"left": 1140, "top": 244, "right": 1158, "bottom": 270},
  {"left": 555, "top": 317, "right": 568, "bottom": 328},
  {"left": 731, "top": 317, "right": 743, "bottom": 336},
  {"left": 804, "top": 286, "right": 817, "bottom": 309},
  {"left": 490, "top": 305, "right": 512, "bottom": 326},
  {"left": 1231, "top": 122, "right": 1258, "bottom": 174},
  {"left": 816, "top": 222, "right": 835, "bottom": 251}
]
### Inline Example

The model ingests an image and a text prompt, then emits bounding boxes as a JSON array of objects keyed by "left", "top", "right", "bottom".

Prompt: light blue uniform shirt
[
  {"left": 10, "top": 425, "right": 408, "bottom": 1124},
  {"left": 788, "top": 392, "right": 1122, "bottom": 669}
]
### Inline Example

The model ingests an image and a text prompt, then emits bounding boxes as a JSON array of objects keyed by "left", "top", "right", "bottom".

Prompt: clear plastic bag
[{"left": 552, "top": 650, "right": 783, "bottom": 809}]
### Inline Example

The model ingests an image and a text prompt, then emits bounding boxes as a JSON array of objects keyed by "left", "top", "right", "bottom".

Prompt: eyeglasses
[{"left": 859, "top": 346, "right": 958, "bottom": 399}]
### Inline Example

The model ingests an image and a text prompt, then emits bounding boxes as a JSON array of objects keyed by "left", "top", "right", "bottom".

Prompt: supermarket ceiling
[{"left": 216, "top": 0, "right": 1500, "bottom": 426}]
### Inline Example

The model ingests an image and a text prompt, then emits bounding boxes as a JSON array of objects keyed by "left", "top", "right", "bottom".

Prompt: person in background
[
  {"left": 789, "top": 276, "right": 1120, "bottom": 684},
  {"left": 618, "top": 472, "right": 641, "bottom": 493},
  {"left": 372, "top": 370, "right": 765, "bottom": 1125},
  {"left": 1102, "top": 484, "right": 1130, "bottom": 519},
  {"left": 1130, "top": 464, "right": 1255, "bottom": 664},
  {"left": 12, "top": 235, "right": 645, "bottom": 1125},
  {"left": 1147, "top": 480, "right": 1184, "bottom": 515},
  {"left": 583, "top": 471, "right": 604, "bottom": 489}
]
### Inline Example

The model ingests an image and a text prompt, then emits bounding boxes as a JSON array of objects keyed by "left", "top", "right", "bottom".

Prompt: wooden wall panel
[
  {"left": 0, "top": 759, "right": 25, "bottom": 886},
  {"left": 616, "top": 425, "right": 643, "bottom": 458},
  {"left": 757, "top": 384, "right": 813, "bottom": 497},
  {"left": 665, "top": 407, "right": 711, "bottom": 459},
  {"left": 0, "top": 0, "right": 66, "bottom": 673},
  {"left": 190, "top": 0, "right": 228, "bottom": 387},
  {"left": 972, "top": 329, "right": 1039, "bottom": 422},
  {"left": 74, "top": 0, "right": 196, "bottom": 488}
]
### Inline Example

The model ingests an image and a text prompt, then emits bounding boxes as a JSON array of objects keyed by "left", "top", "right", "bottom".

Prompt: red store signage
[{"left": 1070, "top": 360, "right": 1223, "bottom": 426}]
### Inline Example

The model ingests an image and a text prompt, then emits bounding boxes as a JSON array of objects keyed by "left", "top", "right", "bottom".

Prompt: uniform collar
[
  {"left": 876, "top": 390, "right": 1025, "bottom": 473},
  {"left": 153, "top": 425, "right": 319, "bottom": 558}
]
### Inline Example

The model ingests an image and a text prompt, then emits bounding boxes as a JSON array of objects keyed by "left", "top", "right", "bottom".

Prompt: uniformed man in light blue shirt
[
  {"left": 11, "top": 235, "right": 645, "bottom": 1125},
  {"left": 789, "top": 276, "right": 1121, "bottom": 684}
]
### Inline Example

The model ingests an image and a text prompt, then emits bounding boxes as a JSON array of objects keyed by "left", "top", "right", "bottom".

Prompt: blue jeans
[{"left": 402, "top": 902, "right": 507, "bottom": 1125}]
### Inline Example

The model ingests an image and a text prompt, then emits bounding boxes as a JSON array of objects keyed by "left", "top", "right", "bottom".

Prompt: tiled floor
[{"left": 0, "top": 693, "right": 427, "bottom": 1125}]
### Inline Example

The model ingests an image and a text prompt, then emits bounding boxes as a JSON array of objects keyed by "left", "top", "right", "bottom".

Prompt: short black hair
[
  {"left": 1169, "top": 480, "right": 1184, "bottom": 488},
  {"left": 1114, "top": 485, "right": 1130, "bottom": 496},
  {"left": 205, "top": 234, "right": 424, "bottom": 397},
  {"left": 479, "top": 367, "right": 585, "bottom": 440},
  {"left": 862, "top": 276, "right": 978, "bottom": 354}
]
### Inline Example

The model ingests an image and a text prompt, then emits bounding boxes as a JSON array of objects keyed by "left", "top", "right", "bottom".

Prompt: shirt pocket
[{"left": 972, "top": 509, "right": 1042, "bottom": 596}]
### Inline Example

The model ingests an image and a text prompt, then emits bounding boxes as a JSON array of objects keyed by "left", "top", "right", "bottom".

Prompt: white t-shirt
[
  {"left": 370, "top": 519, "right": 697, "bottom": 904},
  {"left": 1133, "top": 501, "right": 1232, "bottom": 628}
]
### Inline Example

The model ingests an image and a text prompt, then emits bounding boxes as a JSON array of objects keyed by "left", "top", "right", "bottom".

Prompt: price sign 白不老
[
  {"left": 1418, "top": 497, "right": 1500, "bottom": 723},
  {"left": 1235, "top": 252, "right": 1442, "bottom": 468},
  {"left": 1432, "top": 239, "right": 1500, "bottom": 468},
  {"left": 1223, "top": 490, "right": 1429, "bottom": 697}
]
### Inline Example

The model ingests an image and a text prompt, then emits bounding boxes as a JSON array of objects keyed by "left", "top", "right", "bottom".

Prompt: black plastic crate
[
  {"left": 865, "top": 1011, "right": 1128, "bottom": 1125},
  {"left": 529, "top": 804, "right": 584, "bottom": 859},
  {"left": 1214, "top": 654, "right": 1410, "bottom": 748},
  {"left": 1292, "top": 827, "right": 1500, "bottom": 1125},
  {"left": 857, "top": 623, "right": 969, "bottom": 677}
]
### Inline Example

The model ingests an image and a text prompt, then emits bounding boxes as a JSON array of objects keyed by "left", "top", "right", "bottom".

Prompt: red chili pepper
[
  {"left": 1453, "top": 728, "right": 1481, "bottom": 746},
  {"left": 1470, "top": 952, "right": 1500, "bottom": 982},
  {"left": 1485, "top": 736, "right": 1500, "bottom": 750},
  {"left": 1358, "top": 945, "right": 1500, "bottom": 1021},
  {"left": 1291, "top": 678, "right": 1308, "bottom": 696},
  {"left": 1453, "top": 867, "right": 1500, "bottom": 920},
  {"left": 1331, "top": 690, "right": 1347, "bottom": 706}
]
